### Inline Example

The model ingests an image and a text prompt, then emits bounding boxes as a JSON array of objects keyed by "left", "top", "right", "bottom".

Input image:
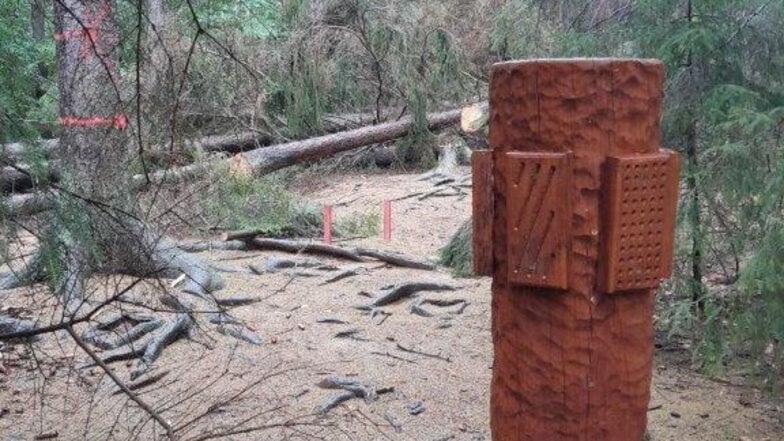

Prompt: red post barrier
[
  {"left": 322, "top": 205, "right": 332, "bottom": 244},
  {"left": 382, "top": 200, "right": 392, "bottom": 242}
]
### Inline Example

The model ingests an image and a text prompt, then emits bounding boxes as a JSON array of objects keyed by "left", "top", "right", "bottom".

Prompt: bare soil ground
[{"left": 1, "top": 168, "right": 782, "bottom": 441}]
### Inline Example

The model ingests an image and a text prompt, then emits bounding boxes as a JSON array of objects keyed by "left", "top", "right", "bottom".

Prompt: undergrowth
[
  {"left": 207, "top": 173, "right": 321, "bottom": 238},
  {"left": 335, "top": 210, "right": 379, "bottom": 239},
  {"left": 439, "top": 220, "right": 472, "bottom": 277}
]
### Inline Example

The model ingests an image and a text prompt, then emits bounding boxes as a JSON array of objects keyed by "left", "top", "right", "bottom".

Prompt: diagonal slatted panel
[{"left": 505, "top": 151, "right": 572, "bottom": 289}]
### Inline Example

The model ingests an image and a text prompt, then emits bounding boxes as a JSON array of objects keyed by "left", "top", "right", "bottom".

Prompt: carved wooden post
[{"left": 474, "top": 59, "right": 680, "bottom": 441}]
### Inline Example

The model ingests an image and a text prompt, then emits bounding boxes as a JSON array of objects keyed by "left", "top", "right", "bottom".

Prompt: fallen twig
[
  {"left": 214, "top": 295, "right": 262, "bottom": 307},
  {"left": 315, "top": 375, "right": 379, "bottom": 414},
  {"left": 356, "top": 248, "right": 436, "bottom": 270},
  {"left": 112, "top": 370, "right": 170, "bottom": 395},
  {"left": 316, "top": 317, "right": 349, "bottom": 325},
  {"left": 395, "top": 342, "right": 451, "bottom": 363},
  {"left": 320, "top": 269, "right": 359, "bottom": 285},
  {"left": 371, "top": 282, "right": 457, "bottom": 307},
  {"left": 370, "top": 351, "right": 416, "bottom": 364},
  {"left": 65, "top": 326, "right": 176, "bottom": 439}
]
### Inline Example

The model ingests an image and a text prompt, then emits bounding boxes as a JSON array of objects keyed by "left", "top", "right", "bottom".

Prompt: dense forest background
[{"left": 2, "top": 0, "right": 783, "bottom": 393}]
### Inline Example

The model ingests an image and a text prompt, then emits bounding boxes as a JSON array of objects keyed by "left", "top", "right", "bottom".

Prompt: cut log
[
  {"left": 0, "top": 139, "right": 58, "bottom": 165},
  {"left": 134, "top": 106, "right": 472, "bottom": 187},
  {"left": 0, "top": 112, "right": 380, "bottom": 194},
  {"left": 2, "top": 192, "right": 53, "bottom": 218},
  {"left": 0, "top": 112, "right": 380, "bottom": 166}
]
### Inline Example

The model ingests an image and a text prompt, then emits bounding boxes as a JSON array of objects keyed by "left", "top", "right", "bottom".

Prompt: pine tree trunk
[
  {"left": 54, "top": 0, "right": 131, "bottom": 204},
  {"left": 31, "top": 0, "right": 47, "bottom": 100},
  {"left": 0, "top": 1, "right": 260, "bottom": 377}
]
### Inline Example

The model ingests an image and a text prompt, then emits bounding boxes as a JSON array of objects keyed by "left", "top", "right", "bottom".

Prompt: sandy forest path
[{"left": 1, "top": 167, "right": 782, "bottom": 440}]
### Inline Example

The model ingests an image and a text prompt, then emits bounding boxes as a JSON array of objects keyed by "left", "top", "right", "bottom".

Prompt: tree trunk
[
  {"left": 55, "top": 0, "right": 131, "bottom": 203},
  {"left": 686, "top": 118, "right": 704, "bottom": 315},
  {"left": 31, "top": 0, "right": 48, "bottom": 99},
  {"left": 685, "top": 0, "right": 705, "bottom": 317},
  {"left": 0, "top": 0, "right": 259, "bottom": 380},
  {"left": 139, "top": 0, "right": 171, "bottom": 152}
]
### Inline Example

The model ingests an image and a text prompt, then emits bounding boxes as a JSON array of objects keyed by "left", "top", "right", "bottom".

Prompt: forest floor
[{"left": 1, "top": 167, "right": 783, "bottom": 441}]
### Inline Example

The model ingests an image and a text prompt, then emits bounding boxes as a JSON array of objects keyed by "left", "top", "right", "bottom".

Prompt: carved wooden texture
[
  {"left": 599, "top": 151, "right": 680, "bottom": 293},
  {"left": 489, "top": 59, "right": 663, "bottom": 441},
  {"left": 505, "top": 152, "right": 571, "bottom": 289},
  {"left": 472, "top": 150, "right": 494, "bottom": 276}
]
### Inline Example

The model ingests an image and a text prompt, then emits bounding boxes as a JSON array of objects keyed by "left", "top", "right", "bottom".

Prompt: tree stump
[{"left": 482, "top": 59, "right": 680, "bottom": 441}]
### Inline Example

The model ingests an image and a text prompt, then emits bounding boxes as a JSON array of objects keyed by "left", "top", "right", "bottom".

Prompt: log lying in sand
[{"left": 248, "top": 238, "right": 365, "bottom": 262}]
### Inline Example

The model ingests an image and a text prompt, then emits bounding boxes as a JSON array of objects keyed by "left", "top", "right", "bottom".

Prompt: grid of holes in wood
[
  {"left": 600, "top": 151, "right": 680, "bottom": 293},
  {"left": 505, "top": 151, "right": 572, "bottom": 290}
]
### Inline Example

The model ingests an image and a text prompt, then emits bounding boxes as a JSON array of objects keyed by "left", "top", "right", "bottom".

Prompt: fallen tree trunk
[
  {"left": 0, "top": 111, "right": 383, "bottom": 166},
  {"left": 1, "top": 166, "right": 59, "bottom": 194},
  {"left": 5, "top": 104, "right": 477, "bottom": 217},
  {"left": 182, "top": 112, "right": 380, "bottom": 155},
  {"left": 2, "top": 192, "right": 53, "bottom": 217},
  {"left": 134, "top": 106, "right": 467, "bottom": 187},
  {"left": 0, "top": 139, "right": 58, "bottom": 165},
  {"left": 1, "top": 112, "right": 386, "bottom": 193}
]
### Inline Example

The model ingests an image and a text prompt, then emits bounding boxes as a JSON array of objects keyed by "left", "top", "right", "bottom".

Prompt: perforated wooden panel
[
  {"left": 599, "top": 150, "right": 680, "bottom": 293},
  {"left": 505, "top": 151, "right": 571, "bottom": 289}
]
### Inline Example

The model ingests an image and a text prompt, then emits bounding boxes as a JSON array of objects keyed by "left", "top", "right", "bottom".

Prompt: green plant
[
  {"left": 439, "top": 220, "right": 472, "bottom": 277},
  {"left": 335, "top": 210, "right": 379, "bottom": 238},
  {"left": 206, "top": 173, "right": 320, "bottom": 238}
]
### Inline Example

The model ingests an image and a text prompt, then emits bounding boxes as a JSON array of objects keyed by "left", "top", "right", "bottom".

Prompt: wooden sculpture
[{"left": 473, "top": 59, "right": 680, "bottom": 441}]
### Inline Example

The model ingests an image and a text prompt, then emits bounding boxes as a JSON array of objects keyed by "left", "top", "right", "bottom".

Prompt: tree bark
[
  {"left": 55, "top": 0, "right": 131, "bottom": 202},
  {"left": 31, "top": 0, "right": 48, "bottom": 99}
]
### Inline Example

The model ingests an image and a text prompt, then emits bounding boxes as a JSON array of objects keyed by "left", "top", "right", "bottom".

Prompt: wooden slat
[{"left": 471, "top": 150, "right": 493, "bottom": 276}]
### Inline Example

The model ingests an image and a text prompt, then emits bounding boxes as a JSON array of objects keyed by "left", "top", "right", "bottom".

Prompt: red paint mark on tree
[
  {"left": 57, "top": 114, "right": 128, "bottom": 130},
  {"left": 53, "top": 1, "right": 111, "bottom": 62}
]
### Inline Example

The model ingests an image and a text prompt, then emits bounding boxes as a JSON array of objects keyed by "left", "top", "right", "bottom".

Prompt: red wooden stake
[
  {"left": 382, "top": 200, "right": 392, "bottom": 242},
  {"left": 322, "top": 205, "right": 332, "bottom": 244}
]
